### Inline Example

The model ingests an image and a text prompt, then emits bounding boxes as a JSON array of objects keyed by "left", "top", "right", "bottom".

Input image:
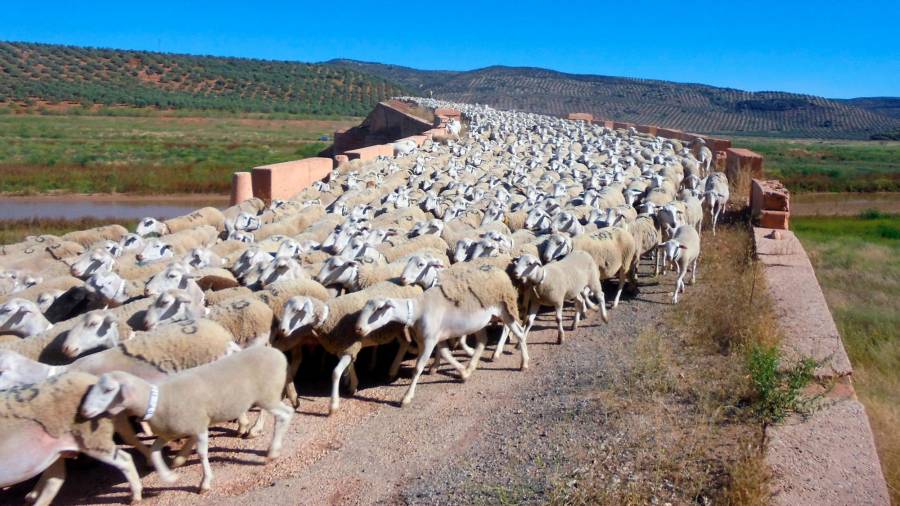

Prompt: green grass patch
[
  {"left": 0, "top": 217, "right": 138, "bottom": 245},
  {"left": 794, "top": 214, "right": 900, "bottom": 503},
  {"left": 733, "top": 137, "right": 900, "bottom": 193},
  {"left": 0, "top": 113, "right": 353, "bottom": 194},
  {"left": 747, "top": 345, "right": 816, "bottom": 423}
]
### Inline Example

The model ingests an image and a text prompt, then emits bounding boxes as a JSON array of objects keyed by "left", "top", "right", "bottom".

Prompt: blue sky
[{"left": 0, "top": 0, "right": 897, "bottom": 98}]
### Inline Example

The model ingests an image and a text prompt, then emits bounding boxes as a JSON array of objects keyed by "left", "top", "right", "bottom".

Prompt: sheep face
[
  {"left": 184, "top": 247, "right": 218, "bottom": 269},
  {"left": 315, "top": 257, "right": 357, "bottom": 289},
  {"left": 70, "top": 247, "right": 116, "bottom": 279},
  {"left": 452, "top": 239, "right": 476, "bottom": 263},
  {"left": 511, "top": 255, "right": 543, "bottom": 285},
  {"left": 525, "top": 207, "right": 551, "bottom": 233},
  {"left": 278, "top": 296, "right": 318, "bottom": 337},
  {"left": 356, "top": 298, "right": 398, "bottom": 337},
  {"left": 36, "top": 289, "right": 65, "bottom": 313},
  {"left": 81, "top": 372, "right": 130, "bottom": 418},
  {"left": 99, "top": 240, "right": 124, "bottom": 258},
  {"left": 275, "top": 239, "right": 302, "bottom": 260},
  {"left": 145, "top": 263, "right": 194, "bottom": 297},
  {"left": 400, "top": 255, "right": 443, "bottom": 289},
  {"left": 136, "top": 217, "right": 167, "bottom": 237},
  {"left": 143, "top": 289, "right": 204, "bottom": 330},
  {"left": 539, "top": 234, "right": 572, "bottom": 264},
  {"left": 232, "top": 248, "right": 270, "bottom": 279},
  {"left": 0, "top": 298, "right": 53, "bottom": 338},
  {"left": 259, "top": 256, "right": 306, "bottom": 288},
  {"left": 119, "top": 233, "right": 145, "bottom": 253},
  {"left": 229, "top": 230, "right": 255, "bottom": 243},
  {"left": 86, "top": 271, "right": 126, "bottom": 302},
  {"left": 232, "top": 212, "right": 262, "bottom": 233},
  {"left": 136, "top": 240, "right": 175, "bottom": 264},
  {"left": 323, "top": 224, "right": 358, "bottom": 254},
  {"left": 408, "top": 219, "right": 443, "bottom": 238},
  {"left": 63, "top": 312, "right": 119, "bottom": 357}
]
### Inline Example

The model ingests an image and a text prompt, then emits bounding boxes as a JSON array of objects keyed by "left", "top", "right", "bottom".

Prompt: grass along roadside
[
  {"left": 0, "top": 113, "right": 357, "bottom": 194},
  {"left": 0, "top": 217, "right": 137, "bottom": 245},
  {"left": 732, "top": 137, "right": 900, "bottom": 193},
  {"left": 793, "top": 212, "right": 900, "bottom": 502},
  {"left": 553, "top": 224, "right": 815, "bottom": 504}
]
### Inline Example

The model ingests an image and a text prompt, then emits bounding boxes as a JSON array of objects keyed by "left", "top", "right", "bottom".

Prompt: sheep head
[
  {"left": 143, "top": 289, "right": 204, "bottom": 330},
  {"left": 400, "top": 255, "right": 444, "bottom": 289},
  {"left": 0, "top": 298, "right": 53, "bottom": 338},
  {"left": 63, "top": 312, "right": 119, "bottom": 358}
]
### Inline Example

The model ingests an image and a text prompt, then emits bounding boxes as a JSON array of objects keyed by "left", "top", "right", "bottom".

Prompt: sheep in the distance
[
  {"left": 80, "top": 347, "right": 294, "bottom": 493},
  {"left": 136, "top": 207, "right": 226, "bottom": 237}
]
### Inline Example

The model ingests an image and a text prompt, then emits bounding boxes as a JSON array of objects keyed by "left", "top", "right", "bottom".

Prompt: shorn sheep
[
  {"left": 511, "top": 251, "right": 604, "bottom": 343},
  {"left": 0, "top": 372, "right": 142, "bottom": 505},
  {"left": 703, "top": 172, "right": 730, "bottom": 235},
  {"left": 355, "top": 262, "right": 527, "bottom": 407},
  {"left": 0, "top": 298, "right": 54, "bottom": 338},
  {"left": 81, "top": 347, "right": 293, "bottom": 493},
  {"left": 659, "top": 224, "right": 701, "bottom": 304}
]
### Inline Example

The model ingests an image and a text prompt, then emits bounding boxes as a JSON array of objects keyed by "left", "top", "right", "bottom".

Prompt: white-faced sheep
[
  {"left": 355, "top": 262, "right": 526, "bottom": 407},
  {"left": 278, "top": 281, "right": 423, "bottom": 413},
  {"left": 511, "top": 252, "right": 604, "bottom": 343},
  {"left": 135, "top": 225, "right": 218, "bottom": 264},
  {"left": 572, "top": 227, "right": 637, "bottom": 308},
  {"left": 81, "top": 347, "right": 293, "bottom": 493},
  {"left": 136, "top": 207, "right": 226, "bottom": 237},
  {"left": 659, "top": 224, "right": 701, "bottom": 304},
  {"left": 60, "top": 224, "right": 129, "bottom": 248},
  {"left": 144, "top": 290, "right": 273, "bottom": 348},
  {"left": 0, "top": 372, "right": 143, "bottom": 505},
  {"left": 257, "top": 256, "right": 310, "bottom": 288},
  {"left": 0, "top": 298, "right": 54, "bottom": 338}
]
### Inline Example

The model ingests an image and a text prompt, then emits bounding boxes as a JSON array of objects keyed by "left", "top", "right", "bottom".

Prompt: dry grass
[
  {"left": 0, "top": 218, "right": 136, "bottom": 245},
  {"left": 554, "top": 224, "right": 774, "bottom": 505}
]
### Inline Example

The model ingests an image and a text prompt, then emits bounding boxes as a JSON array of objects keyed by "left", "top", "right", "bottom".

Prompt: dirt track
[{"left": 0, "top": 264, "right": 674, "bottom": 505}]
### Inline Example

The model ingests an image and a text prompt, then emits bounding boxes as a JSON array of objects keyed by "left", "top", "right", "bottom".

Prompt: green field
[
  {"left": 794, "top": 212, "right": 900, "bottom": 502},
  {"left": 0, "top": 113, "right": 358, "bottom": 194},
  {"left": 735, "top": 138, "right": 900, "bottom": 192}
]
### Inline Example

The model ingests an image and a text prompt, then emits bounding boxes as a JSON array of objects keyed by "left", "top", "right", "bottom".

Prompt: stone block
[
  {"left": 230, "top": 172, "right": 253, "bottom": 206},
  {"left": 726, "top": 147, "right": 765, "bottom": 182},
  {"left": 751, "top": 179, "right": 791, "bottom": 218},
  {"left": 602, "top": 120, "right": 615, "bottom": 129},
  {"left": 344, "top": 144, "right": 394, "bottom": 162},
  {"left": 657, "top": 127, "right": 684, "bottom": 140},
  {"left": 333, "top": 154, "right": 349, "bottom": 168},
  {"left": 759, "top": 210, "right": 789, "bottom": 229},
  {"left": 636, "top": 124, "right": 658, "bottom": 136},
  {"left": 567, "top": 112, "right": 593, "bottom": 122},
  {"left": 251, "top": 157, "right": 332, "bottom": 203}
]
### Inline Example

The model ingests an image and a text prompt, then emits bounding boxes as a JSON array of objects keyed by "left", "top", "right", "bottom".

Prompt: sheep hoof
[
  {"left": 246, "top": 429, "right": 263, "bottom": 439},
  {"left": 328, "top": 403, "right": 340, "bottom": 416},
  {"left": 401, "top": 396, "right": 413, "bottom": 407},
  {"left": 520, "top": 361, "right": 529, "bottom": 371},
  {"left": 557, "top": 335, "right": 564, "bottom": 345},
  {"left": 25, "top": 491, "right": 37, "bottom": 503},
  {"left": 160, "top": 472, "right": 178, "bottom": 485},
  {"left": 199, "top": 482, "right": 211, "bottom": 493},
  {"left": 266, "top": 450, "right": 281, "bottom": 461},
  {"left": 172, "top": 456, "right": 187, "bottom": 468}
]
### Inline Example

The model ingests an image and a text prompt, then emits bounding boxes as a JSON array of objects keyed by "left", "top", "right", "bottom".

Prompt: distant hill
[
  {"left": 839, "top": 97, "right": 900, "bottom": 120},
  {"left": 0, "top": 42, "right": 407, "bottom": 116},
  {"left": 326, "top": 59, "right": 900, "bottom": 139}
]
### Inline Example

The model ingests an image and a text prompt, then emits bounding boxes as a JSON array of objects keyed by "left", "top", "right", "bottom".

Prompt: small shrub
[
  {"left": 747, "top": 345, "right": 816, "bottom": 423},
  {"left": 859, "top": 208, "right": 885, "bottom": 220}
]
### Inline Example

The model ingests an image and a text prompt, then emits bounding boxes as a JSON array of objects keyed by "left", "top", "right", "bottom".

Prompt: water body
[{"left": 0, "top": 195, "right": 230, "bottom": 220}]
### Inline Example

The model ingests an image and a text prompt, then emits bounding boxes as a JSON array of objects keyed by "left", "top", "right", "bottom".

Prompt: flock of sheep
[{"left": 0, "top": 98, "right": 730, "bottom": 504}]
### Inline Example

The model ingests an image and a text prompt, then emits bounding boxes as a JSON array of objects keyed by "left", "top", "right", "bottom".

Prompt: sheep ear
[{"left": 174, "top": 292, "right": 194, "bottom": 304}]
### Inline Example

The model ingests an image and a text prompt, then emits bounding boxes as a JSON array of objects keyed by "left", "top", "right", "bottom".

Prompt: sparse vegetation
[
  {"left": 554, "top": 224, "right": 786, "bottom": 505},
  {"left": 0, "top": 113, "right": 355, "bottom": 194},
  {"left": 734, "top": 137, "right": 900, "bottom": 192},
  {"left": 0, "top": 217, "right": 137, "bottom": 245},
  {"left": 747, "top": 345, "right": 816, "bottom": 423},
  {"left": 794, "top": 213, "right": 900, "bottom": 502}
]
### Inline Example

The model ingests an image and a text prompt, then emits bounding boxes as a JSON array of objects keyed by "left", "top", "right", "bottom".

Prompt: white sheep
[
  {"left": 257, "top": 256, "right": 310, "bottom": 288},
  {"left": 60, "top": 224, "right": 129, "bottom": 247},
  {"left": 703, "top": 172, "right": 730, "bottom": 235},
  {"left": 511, "top": 252, "right": 604, "bottom": 342},
  {"left": 659, "top": 224, "right": 701, "bottom": 304},
  {"left": 277, "top": 281, "right": 422, "bottom": 414},
  {"left": 144, "top": 290, "right": 273, "bottom": 348},
  {"left": 0, "top": 372, "right": 143, "bottom": 505},
  {"left": 572, "top": 227, "right": 637, "bottom": 308},
  {"left": 85, "top": 270, "right": 146, "bottom": 307},
  {"left": 135, "top": 225, "right": 218, "bottom": 264},
  {"left": 0, "top": 298, "right": 54, "bottom": 338},
  {"left": 136, "top": 207, "right": 226, "bottom": 237},
  {"left": 354, "top": 262, "right": 526, "bottom": 407},
  {"left": 80, "top": 347, "right": 293, "bottom": 493}
]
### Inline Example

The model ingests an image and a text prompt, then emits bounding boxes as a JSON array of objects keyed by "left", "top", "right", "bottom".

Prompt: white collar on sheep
[{"left": 143, "top": 384, "right": 159, "bottom": 421}]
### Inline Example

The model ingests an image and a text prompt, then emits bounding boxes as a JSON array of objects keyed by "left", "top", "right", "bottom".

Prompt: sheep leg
[
  {"left": 172, "top": 436, "right": 197, "bottom": 468},
  {"left": 572, "top": 297, "right": 584, "bottom": 331},
  {"left": 347, "top": 361, "right": 359, "bottom": 395},
  {"left": 437, "top": 341, "right": 468, "bottom": 379},
  {"left": 522, "top": 298, "right": 540, "bottom": 340},
  {"left": 140, "top": 421, "right": 155, "bottom": 436},
  {"left": 495, "top": 299, "right": 529, "bottom": 361},
  {"left": 401, "top": 337, "right": 438, "bottom": 407},
  {"left": 113, "top": 415, "right": 153, "bottom": 463},
  {"left": 461, "top": 330, "right": 488, "bottom": 380},
  {"left": 555, "top": 305, "right": 565, "bottom": 344},
  {"left": 329, "top": 354, "right": 353, "bottom": 415},
  {"left": 265, "top": 402, "right": 294, "bottom": 460},
  {"left": 580, "top": 287, "right": 598, "bottom": 311},
  {"left": 597, "top": 288, "right": 609, "bottom": 323},
  {"left": 248, "top": 410, "right": 266, "bottom": 439},
  {"left": 428, "top": 351, "right": 442, "bottom": 374},
  {"left": 150, "top": 437, "right": 178, "bottom": 484},
  {"left": 673, "top": 267, "right": 687, "bottom": 304},
  {"left": 27, "top": 458, "right": 65, "bottom": 506},
  {"left": 196, "top": 430, "right": 213, "bottom": 492},
  {"left": 389, "top": 339, "right": 410, "bottom": 380},
  {"left": 84, "top": 447, "right": 142, "bottom": 503},
  {"left": 458, "top": 335, "right": 476, "bottom": 356},
  {"left": 285, "top": 347, "right": 303, "bottom": 409},
  {"left": 502, "top": 311, "right": 529, "bottom": 370},
  {"left": 612, "top": 269, "right": 626, "bottom": 308}
]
